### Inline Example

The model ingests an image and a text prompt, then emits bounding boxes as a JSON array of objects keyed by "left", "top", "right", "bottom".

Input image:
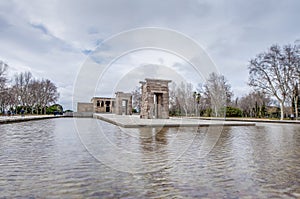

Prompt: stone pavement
[
  {"left": 198, "top": 117, "right": 300, "bottom": 124},
  {"left": 0, "top": 115, "right": 61, "bottom": 124},
  {"left": 93, "top": 114, "right": 256, "bottom": 128}
]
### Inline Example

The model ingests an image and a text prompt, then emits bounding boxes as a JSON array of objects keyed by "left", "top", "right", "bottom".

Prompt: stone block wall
[
  {"left": 77, "top": 102, "right": 94, "bottom": 112},
  {"left": 115, "top": 92, "right": 132, "bottom": 115},
  {"left": 140, "top": 79, "right": 171, "bottom": 119}
]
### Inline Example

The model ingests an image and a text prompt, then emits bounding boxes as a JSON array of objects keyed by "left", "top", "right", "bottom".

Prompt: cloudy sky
[{"left": 0, "top": 0, "right": 299, "bottom": 110}]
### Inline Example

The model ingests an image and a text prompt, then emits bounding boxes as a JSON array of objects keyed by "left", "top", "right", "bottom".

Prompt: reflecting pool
[{"left": 0, "top": 118, "right": 299, "bottom": 198}]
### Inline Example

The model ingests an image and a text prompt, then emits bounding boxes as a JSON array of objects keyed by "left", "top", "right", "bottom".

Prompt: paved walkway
[
  {"left": 197, "top": 117, "right": 300, "bottom": 124},
  {"left": 93, "top": 114, "right": 256, "bottom": 128},
  {"left": 0, "top": 115, "right": 60, "bottom": 124}
]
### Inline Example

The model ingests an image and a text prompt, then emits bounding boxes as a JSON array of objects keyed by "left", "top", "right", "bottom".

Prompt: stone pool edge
[
  {"left": 93, "top": 114, "right": 256, "bottom": 128},
  {"left": 0, "top": 115, "right": 63, "bottom": 125}
]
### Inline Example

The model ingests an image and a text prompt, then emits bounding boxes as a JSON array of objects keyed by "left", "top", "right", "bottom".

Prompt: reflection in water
[
  {"left": 0, "top": 118, "right": 299, "bottom": 198},
  {"left": 139, "top": 127, "right": 168, "bottom": 152}
]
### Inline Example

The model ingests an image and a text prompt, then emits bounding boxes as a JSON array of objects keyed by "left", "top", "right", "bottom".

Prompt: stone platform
[
  {"left": 93, "top": 114, "right": 256, "bottom": 128},
  {"left": 0, "top": 115, "right": 62, "bottom": 124}
]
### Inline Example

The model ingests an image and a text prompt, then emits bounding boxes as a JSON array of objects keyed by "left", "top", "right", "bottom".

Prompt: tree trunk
[
  {"left": 214, "top": 107, "right": 218, "bottom": 117},
  {"left": 279, "top": 101, "right": 284, "bottom": 120},
  {"left": 295, "top": 96, "right": 298, "bottom": 120},
  {"left": 183, "top": 106, "right": 187, "bottom": 117}
]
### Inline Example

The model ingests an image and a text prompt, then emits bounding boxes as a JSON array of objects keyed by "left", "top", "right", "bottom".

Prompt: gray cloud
[{"left": 0, "top": 0, "right": 299, "bottom": 110}]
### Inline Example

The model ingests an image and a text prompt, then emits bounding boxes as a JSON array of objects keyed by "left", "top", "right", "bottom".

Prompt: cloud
[
  {"left": 30, "top": 23, "right": 49, "bottom": 35},
  {"left": 0, "top": 0, "right": 299, "bottom": 110}
]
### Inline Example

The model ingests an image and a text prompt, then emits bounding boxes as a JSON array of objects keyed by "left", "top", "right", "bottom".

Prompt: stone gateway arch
[{"left": 140, "top": 79, "right": 171, "bottom": 119}]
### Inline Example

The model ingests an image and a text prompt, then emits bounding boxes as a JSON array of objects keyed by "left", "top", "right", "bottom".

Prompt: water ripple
[{"left": 0, "top": 118, "right": 299, "bottom": 198}]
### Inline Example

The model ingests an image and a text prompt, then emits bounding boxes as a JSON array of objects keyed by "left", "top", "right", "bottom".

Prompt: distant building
[
  {"left": 91, "top": 97, "right": 115, "bottom": 113},
  {"left": 77, "top": 78, "right": 171, "bottom": 119},
  {"left": 77, "top": 102, "right": 94, "bottom": 113},
  {"left": 77, "top": 92, "right": 133, "bottom": 115}
]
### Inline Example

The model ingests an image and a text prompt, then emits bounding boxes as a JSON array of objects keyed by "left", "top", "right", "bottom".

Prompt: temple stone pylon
[{"left": 140, "top": 79, "right": 171, "bottom": 119}]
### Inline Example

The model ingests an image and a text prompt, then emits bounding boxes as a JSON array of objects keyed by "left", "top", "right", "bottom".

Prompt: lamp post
[
  {"left": 193, "top": 92, "right": 201, "bottom": 117},
  {"left": 196, "top": 93, "right": 200, "bottom": 117}
]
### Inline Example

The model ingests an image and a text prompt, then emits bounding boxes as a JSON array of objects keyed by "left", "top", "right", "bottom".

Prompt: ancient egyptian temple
[
  {"left": 77, "top": 78, "right": 171, "bottom": 119},
  {"left": 139, "top": 78, "right": 171, "bottom": 119}
]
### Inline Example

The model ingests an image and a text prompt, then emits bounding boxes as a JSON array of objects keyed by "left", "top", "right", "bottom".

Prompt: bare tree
[
  {"left": 238, "top": 91, "right": 271, "bottom": 117},
  {"left": 0, "top": 61, "right": 8, "bottom": 89},
  {"left": 169, "top": 82, "right": 195, "bottom": 116},
  {"left": 13, "top": 72, "right": 25, "bottom": 107},
  {"left": 169, "top": 82, "right": 178, "bottom": 115},
  {"left": 0, "top": 64, "right": 60, "bottom": 115},
  {"left": 27, "top": 79, "right": 40, "bottom": 114},
  {"left": 40, "top": 79, "right": 59, "bottom": 114},
  {"left": 196, "top": 83, "right": 209, "bottom": 115},
  {"left": 291, "top": 83, "right": 299, "bottom": 119},
  {"left": 131, "top": 86, "right": 141, "bottom": 112},
  {"left": 176, "top": 82, "right": 194, "bottom": 116},
  {"left": 11, "top": 73, "right": 59, "bottom": 114},
  {"left": 23, "top": 72, "right": 33, "bottom": 110},
  {"left": 203, "top": 72, "right": 233, "bottom": 117},
  {"left": 283, "top": 44, "right": 300, "bottom": 119},
  {"left": 248, "top": 44, "right": 298, "bottom": 120},
  {"left": 0, "top": 61, "right": 9, "bottom": 113}
]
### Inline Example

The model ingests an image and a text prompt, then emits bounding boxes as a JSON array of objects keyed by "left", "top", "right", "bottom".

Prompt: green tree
[
  {"left": 225, "top": 106, "right": 242, "bottom": 117},
  {"left": 47, "top": 104, "right": 63, "bottom": 114}
]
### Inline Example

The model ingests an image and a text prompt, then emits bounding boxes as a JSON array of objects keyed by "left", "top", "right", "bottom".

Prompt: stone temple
[
  {"left": 77, "top": 78, "right": 171, "bottom": 119},
  {"left": 139, "top": 78, "right": 171, "bottom": 119},
  {"left": 77, "top": 92, "right": 132, "bottom": 115}
]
